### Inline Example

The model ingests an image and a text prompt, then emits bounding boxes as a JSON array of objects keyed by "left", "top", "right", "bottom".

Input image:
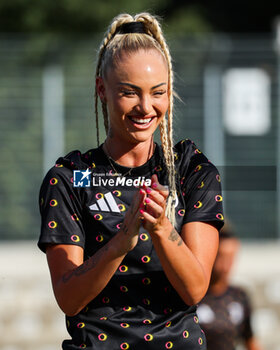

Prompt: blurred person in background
[
  {"left": 197, "top": 223, "right": 263, "bottom": 350},
  {"left": 38, "top": 12, "right": 224, "bottom": 350}
]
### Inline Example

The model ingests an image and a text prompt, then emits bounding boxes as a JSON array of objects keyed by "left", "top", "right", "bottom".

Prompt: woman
[
  {"left": 197, "top": 226, "right": 263, "bottom": 350},
  {"left": 38, "top": 12, "right": 224, "bottom": 349}
]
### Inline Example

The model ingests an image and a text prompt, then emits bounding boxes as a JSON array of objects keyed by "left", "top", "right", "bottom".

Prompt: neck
[{"left": 104, "top": 137, "right": 155, "bottom": 167}]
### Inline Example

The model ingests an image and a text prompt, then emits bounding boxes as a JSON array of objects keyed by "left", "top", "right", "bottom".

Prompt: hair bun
[{"left": 116, "top": 22, "right": 146, "bottom": 34}]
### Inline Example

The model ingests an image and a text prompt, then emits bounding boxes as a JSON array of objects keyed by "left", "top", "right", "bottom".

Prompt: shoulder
[
  {"left": 56, "top": 148, "right": 96, "bottom": 171},
  {"left": 40, "top": 148, "right": 96, "bottom": 192},
  {"left": 173, "top": 139, "right": 220, "bottom": 177},
  {"left": 44, "top": 148, "right": 96, "bottom": 177},
  {"left": 173, "top": 139, "right": 201, "bottom": 159}
]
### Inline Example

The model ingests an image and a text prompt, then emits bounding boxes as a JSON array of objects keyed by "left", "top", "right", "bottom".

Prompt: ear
[{"left": 96, "top": 76, "right": 106, "bottom": 102}]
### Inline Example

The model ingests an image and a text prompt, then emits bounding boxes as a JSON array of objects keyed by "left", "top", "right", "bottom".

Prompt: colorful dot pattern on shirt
[{"left": 38, "top": 139, "right": 223, "bottom": 349}]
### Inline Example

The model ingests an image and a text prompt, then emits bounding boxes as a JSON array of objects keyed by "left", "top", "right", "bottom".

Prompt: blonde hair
[{"left": 94, "top": 12, "right": 177, "bottom": 226}]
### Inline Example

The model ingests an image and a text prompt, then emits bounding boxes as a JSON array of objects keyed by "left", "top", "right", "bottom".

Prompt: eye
[
  {"left": 153, "top": 90, "right": 166, "bottom": 96},
  {"left": 121, "top": 90, "right": 137, "bottom": 96}
]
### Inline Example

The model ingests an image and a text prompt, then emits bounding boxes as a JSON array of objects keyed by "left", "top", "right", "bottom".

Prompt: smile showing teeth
[{"left": 130, "top": 117, "right": 152, "bottom": 124}]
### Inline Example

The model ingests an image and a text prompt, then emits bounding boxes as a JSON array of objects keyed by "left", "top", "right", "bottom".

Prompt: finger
[
  {"left": 144, "top": 187, "right": 168, "bottom": 206},
  {"left": 140, "top": 208, "right": 157, "bottom": 224},
  {"left": 151, "top": 173, "right": 158, "bottom": 185},
  {"left": 145, "top": 197, "right": 164, "bottom": 218},
  {"left": 131, "top": 189, "right": 146, "bottom": 216},
  {"left": 144, "top": 185, "right": 169, "bottom": 200},
  {"left": 150, "top": 175, "right": 169, "bottom": 197}
]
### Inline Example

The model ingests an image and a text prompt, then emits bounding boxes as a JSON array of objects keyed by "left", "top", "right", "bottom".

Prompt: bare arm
[
  {"left": 142, "top": 174, "right": 219, "bottom": 305},
  {"left": 46, "top": 189, "right": 145, "bottom": 317},
  {"left": 150, "top": 219, "right": 218, "bottom": 305}
]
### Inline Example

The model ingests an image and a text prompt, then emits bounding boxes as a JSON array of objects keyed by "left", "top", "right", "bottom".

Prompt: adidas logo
[{"left": 89, "top": 192, "right": 121, "bottom": 213}]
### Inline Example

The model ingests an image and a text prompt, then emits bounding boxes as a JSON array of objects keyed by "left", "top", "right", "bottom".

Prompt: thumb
[
  {"left": 131, "top": 189, "right": 145, "bottom": 215},
  {"left": 151, "top": 174, "right": 159, "bottom": 188}
]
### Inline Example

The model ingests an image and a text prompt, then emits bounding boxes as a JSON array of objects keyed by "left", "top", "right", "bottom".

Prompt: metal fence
[{"left": 0, "top": 33, "right": 278, "bottom": 240}]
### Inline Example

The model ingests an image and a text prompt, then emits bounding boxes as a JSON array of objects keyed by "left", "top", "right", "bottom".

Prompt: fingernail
[
  {"left": 152, "top": 182, "right": 157, "bottom": 188},
  {"left": 146, "top": 187, "right": 152, "bottom": 194},
  {"left": 145, "top": 198, "right": 151, "bottom": 204},
  {"left": 140, "top": 209, "right": 144, "bottom": 214},
  {"left": 139, "top": 189, "right": 145, "bottom": 195}
]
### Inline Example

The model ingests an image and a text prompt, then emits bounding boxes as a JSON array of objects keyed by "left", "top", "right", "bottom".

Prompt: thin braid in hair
[
  {"left": 94, "top": 14, "right": 134, "bottom": 145},
  {"left": 136, "top": 13, "right": 177, "bottom": 225},
  {"left": 160, "top": 118, "right": 177, "bottom": 226},
  {"left": 101, "top": 101, "right": 109, "bottom": 134},
  {"left": 94, "top": 89, "right": 100, "bottom": 146}
]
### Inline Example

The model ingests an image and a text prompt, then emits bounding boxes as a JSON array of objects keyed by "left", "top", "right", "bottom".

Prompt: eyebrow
[{"left": 118, "top": 82, "right": 167, "bottom": 90}]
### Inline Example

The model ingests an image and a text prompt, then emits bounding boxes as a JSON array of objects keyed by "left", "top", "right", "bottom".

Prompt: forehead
[{"left": 105, "top": 49, "right": 168, "bottom": 84}]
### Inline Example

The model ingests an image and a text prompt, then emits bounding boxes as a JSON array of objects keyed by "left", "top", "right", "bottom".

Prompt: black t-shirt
[
  {"left": 197, "top": 286, "right": 253, "bottom": 350},
  {"left": 38, "top": 139, "right": 224, "bottom": 350}
]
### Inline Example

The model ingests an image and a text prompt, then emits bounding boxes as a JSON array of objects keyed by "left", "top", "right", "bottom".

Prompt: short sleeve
[
  {"left": 177, "top": 140, "right": 224, "bottom": 230},
  {"left": 38, "top": 165, "right": 85, "bottom": 252}
]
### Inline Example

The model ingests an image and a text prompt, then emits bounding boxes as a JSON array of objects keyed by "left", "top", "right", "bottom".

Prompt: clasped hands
[
  {"left": 120, "top": 174, "right": 169, "bottom": 245},
  {"left": 138, "top": 174, "right": 169, "bottom": 233},
  {"left": 117, "top": 173, "right": 171, "bottom": 253}
]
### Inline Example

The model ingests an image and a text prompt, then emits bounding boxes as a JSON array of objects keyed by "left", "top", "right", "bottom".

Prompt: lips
[
  {"left": 130, "top": 117, "right": 152, "bottom": 124},
  {"left": 128, "top": 116, "right": 155, "bottom": 128}
]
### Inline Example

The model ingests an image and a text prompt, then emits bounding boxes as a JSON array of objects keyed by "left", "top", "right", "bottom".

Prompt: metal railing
[{"left": 0, "top": 33, "right": 278, "bottom": 240}]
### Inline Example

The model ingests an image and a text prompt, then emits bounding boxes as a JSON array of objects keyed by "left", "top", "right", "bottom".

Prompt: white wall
[{"left": 0, "top": 241, "right": 279, "bottom": 350}]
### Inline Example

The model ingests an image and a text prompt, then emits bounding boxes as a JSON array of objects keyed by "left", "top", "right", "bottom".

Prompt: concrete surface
[{"left": 0, "top": 241, "right": 279, "bottom": 350}]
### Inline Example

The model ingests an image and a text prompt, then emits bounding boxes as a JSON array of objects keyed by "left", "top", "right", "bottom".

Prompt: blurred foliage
[
  {"left": 0, "top": 1, "right": 278, "bottom": 240},
  {"left": 0, "top": 0, "right": 212, "bottom": 35},
  {"left": 166, "top": 5, "right": 213, "bottom": 36},
  {"left": 0, "top": 0, "right": 279, "bottom": 35},
  {"left": 0, "top": 33, "right": 277, "bottom": 240}
]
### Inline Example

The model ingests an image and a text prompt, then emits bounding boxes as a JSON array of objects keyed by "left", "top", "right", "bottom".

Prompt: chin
[{"left": 128, "top": 131, "right": 155, "bottom": 144}]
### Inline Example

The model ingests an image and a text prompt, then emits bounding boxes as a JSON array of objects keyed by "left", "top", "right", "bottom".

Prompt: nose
[{"left": 137, "top": 94, "right": 154, "bottom": 116}]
